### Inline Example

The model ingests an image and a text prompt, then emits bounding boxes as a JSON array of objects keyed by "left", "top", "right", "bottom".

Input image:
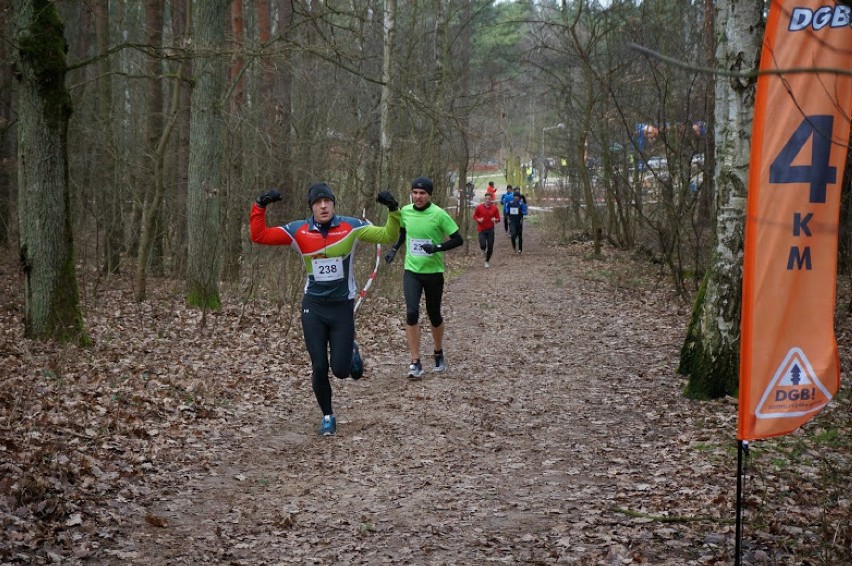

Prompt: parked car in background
[
  {"left": 646, "top": 156, "right": 667, "bottom": 170},
  {"left": 638, "top": 155, "right": 667, "bottom": 172}
]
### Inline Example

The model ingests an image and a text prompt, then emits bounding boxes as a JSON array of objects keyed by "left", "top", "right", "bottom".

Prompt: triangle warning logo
[{"left": 755, "top": 347, "right": 833, "bottom": 419}]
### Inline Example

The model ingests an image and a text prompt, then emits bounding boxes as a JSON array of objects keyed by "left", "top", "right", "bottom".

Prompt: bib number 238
[{"left": 312, "top": 257, "right": 343, "bottom": 281}]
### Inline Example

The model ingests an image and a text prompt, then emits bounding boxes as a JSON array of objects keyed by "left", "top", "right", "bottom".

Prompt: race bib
[
  {"left": 509, "top": 206, "right": 520, "bottom": 215},
  {"left": 409, "top": 238, "right": 433, "bottom": 257},
  {"left": 311, "top": 257, "right": 344, "bottom": 281}
]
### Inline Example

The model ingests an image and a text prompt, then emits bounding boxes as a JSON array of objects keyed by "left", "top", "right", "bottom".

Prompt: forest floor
[{"left": 1, "top": 217, "right": 850, "bottom": 565}]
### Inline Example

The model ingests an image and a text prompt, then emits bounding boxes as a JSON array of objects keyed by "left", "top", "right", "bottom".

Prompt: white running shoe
[{"left": 407, "top": 360, "right": 424, "bottom": 379}]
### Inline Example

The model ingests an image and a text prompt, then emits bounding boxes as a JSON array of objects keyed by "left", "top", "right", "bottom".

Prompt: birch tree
[
  {"left": 13, "top": 0, "right": 87, "bottom": 343},
  {"left": 186, "top": 0, "right": 228, "bottom": 310},
  {"left": 678, "top": 0, "right": 764, "bottom": 398}
]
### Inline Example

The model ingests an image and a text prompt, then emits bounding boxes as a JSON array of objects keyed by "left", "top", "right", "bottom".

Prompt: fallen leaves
[
  {"left": 0, "top": 232, "right": 849, "bottom": 565},
  {"left": 144, "top": 513, "right": 167, "bottom": 528}
]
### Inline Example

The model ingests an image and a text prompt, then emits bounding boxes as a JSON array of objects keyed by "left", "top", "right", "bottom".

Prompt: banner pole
[{"left": 735, "top": 440, "right": 749, "bottom": 566}]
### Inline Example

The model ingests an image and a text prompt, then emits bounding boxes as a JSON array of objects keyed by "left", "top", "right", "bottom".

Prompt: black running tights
[
  {"left": 300, "top": 296, "right": 355, "bottom": 415},
  {"left": 478, "top": 229, "right": 495, "bottom": 261}
]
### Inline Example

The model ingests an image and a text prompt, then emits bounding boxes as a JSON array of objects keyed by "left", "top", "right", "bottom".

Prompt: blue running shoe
[
  {"left": 351, "top": 342, "right": 364, "bottom": 380},
  {"left": 407, "top": 360, "right": 424, "bottom": 380},
  {"left": 319, "top": 415, "right": 337, "bottom": 436},
  {"left": 433, "top": 352, "right": 447, "bottom": 373}
]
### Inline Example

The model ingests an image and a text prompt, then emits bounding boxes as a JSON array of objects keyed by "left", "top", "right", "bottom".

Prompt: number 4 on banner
[{"left": 769, "top": 115, "right": 836, "bottom": 203}]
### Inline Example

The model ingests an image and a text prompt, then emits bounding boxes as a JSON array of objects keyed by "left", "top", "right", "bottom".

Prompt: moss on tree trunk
[
  {"left": 186, "top": 283, "right": 221, "bottom": 311},
  {"left": 679, "top": 266, "right": 739, "bottom": 400},
  {"left": 15, "top": 0, "right": 88, "bottom": 345}
]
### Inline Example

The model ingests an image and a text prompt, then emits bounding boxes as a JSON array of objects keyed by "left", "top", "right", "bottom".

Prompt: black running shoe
[{"left": 351, "top": 342, "right": 364, "bottom": 380}]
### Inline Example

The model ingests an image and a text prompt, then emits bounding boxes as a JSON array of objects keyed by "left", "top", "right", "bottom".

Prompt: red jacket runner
[{"left": 473, "top": 202, "right": 501, "bottom": 232}]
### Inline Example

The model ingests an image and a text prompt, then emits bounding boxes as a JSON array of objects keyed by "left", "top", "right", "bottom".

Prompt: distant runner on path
[
  {"left": 500, "top": 185, "right": 514, "bottom": 234},
  {"left": 250, "top": 183, "right": 401, "bottom": 437},
  {"left": 485, "top": 181, "right": 498, "bottom": 201},
  {"left": 385, "top": 176, "right": 463, "bottom": 379},
  {"left": 473, "top": 192, "right": 501, "bottom": 267},
  {"left": 506, "top": 191, "right": 528, "bottom": 254}
]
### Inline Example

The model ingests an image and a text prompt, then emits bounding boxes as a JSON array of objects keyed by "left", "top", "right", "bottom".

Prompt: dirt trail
[{"left": 93, "top": 221, "right": 735, "bottom": 565}]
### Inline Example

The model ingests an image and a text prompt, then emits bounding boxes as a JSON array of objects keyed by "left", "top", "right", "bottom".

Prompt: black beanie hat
[
  {"left": 307, "top": 182, "right": 336, "bottom": 207},
  {"left": 411, "top": 176, "right": 434, "bottom": 195}
]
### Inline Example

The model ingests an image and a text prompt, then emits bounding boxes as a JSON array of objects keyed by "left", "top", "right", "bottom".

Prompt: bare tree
[
  {"left": 143, "top": 0, "right": 166, "bottom": 277},
  {"left": 186, "top": 0, "right": 228, "bottom": 310},
  {"left": 0, "top": 0, "right": 14, "bottom": 249},
  {"left": 13, "top": 0, "right": 87, "bottom": 343},
  {"left": 678, "top": 0, "right": 763, "bottom": 398},
  {"left": 453, "top": 0, "right": 472, "bottom": 233},
  {"left": 221, "top": 0, "right": 246, "bottom": 283},
  {"left": 273, "top": 0, "right": 294, "bottom": 195},
  {"left": 135, "top": 0, "right": 174, "bottom": 300},
  {"left": 379, "top": 0, "right": 396, "bottom": 189},
  {"left": 93, "top": 0, "right": 121, "bottom": 275},
  {"left": 168, "top": 0, "right": 192, "bottom": 278}
]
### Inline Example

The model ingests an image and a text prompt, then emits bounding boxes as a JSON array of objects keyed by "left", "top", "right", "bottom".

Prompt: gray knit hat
[{"left": 411, "top": 176, "right": 433, "bottom": 194}]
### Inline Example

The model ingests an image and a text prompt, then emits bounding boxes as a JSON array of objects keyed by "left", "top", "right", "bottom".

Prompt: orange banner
[{"left": 739, "top": 1, "right": 851, "bottom": 440}]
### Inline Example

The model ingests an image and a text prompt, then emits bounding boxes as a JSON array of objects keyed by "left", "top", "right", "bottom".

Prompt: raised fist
[
  {"left": 256, "top": 190, "right": 282, "bottom": 208},
  {"left": 376, "top": 191, "right": 399, "bottom": 212}
]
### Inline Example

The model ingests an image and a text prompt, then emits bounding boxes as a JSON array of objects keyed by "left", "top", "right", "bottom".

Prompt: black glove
[
  {"left": 376, "top": 191, "right": 399, "bottom": 212},
  {"left": 384, "top": 248, "right": 397, "bottom": 264},
  {"left": 420, "top": 243, "right": 439, "bottom": 255},
  {"left": 256, "top": 190, "right": 282, "bottom": 208}
]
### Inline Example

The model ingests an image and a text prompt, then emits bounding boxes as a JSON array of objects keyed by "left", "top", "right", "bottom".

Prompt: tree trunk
[
  {"left": 422, "top": 0, "right": 448, "bottom": 183},
  {"left": 0, "top": 0, "right": 13, "bottom": 249},
  {"left": 274, "top": 0, "right": 294, "bottom": 199},
  {"left": 186, "top": 0, "right": 227, "bottom": 311},
  {"left": 138, "top": 0, "right": 165, "bottom": 283},
  {"left": 136, "top": 63, "right": 182, "bottom": 301},
  {"left": 378, "top": 0, "right": 396, "bottom": 189},
  {"left": 578, "top": 78, "right": 601, "bottom": 257},
  {"left": 221, "top": 0, "right": 245, "bottom": 283},
  {"left": 170, "top": 0, "right": 191, "bottom": 278},
  {"left": 454, "top": 0, "right": 472, "bottom": 237},
  {"left": 679, "top": 0, "right": 763, "bottom": 399},
  {"left": 697, "top": 0, "right": 716, "bottom": 238},
  {"left": 94, "top": 0, "right": 121, "bottom": 274},
  {"left": 13, "top": 0, "right": 87, "bottom": 344},
  {"left": 135, "top": 0, "right": 161, "bottom": 298},
  {"left": 840, "top": 151, "right": 852, "bottom": 313}
]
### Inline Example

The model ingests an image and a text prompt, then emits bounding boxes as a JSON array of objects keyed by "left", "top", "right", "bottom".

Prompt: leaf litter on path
[{"left": 0, "top": 223, "right": 849, "bottom": 565}]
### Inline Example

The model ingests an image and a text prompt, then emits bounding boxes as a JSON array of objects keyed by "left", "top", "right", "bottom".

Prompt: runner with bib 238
[{"left": 251, "top": 182, "right": 400, "bottom": 436}]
